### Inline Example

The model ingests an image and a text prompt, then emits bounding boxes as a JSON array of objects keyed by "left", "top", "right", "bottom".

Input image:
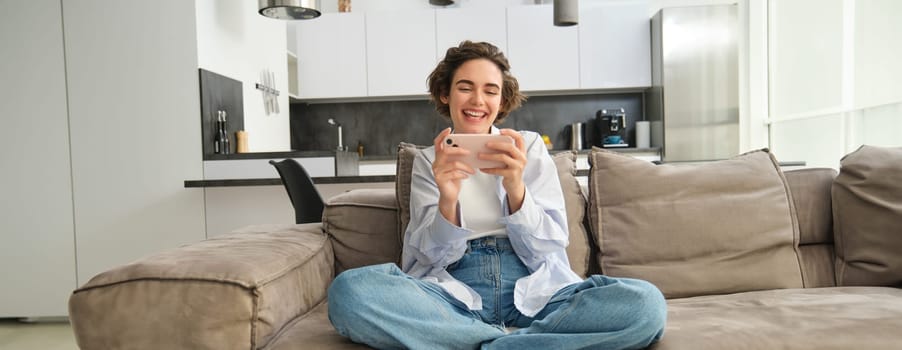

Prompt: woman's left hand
[{"left": 480, "top": 129, "right": 527, "bottom": 213}]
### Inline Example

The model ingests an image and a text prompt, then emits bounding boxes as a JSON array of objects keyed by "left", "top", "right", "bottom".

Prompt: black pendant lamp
[{"left": 259, "top": 0, "right": 321, "bottom": 20}]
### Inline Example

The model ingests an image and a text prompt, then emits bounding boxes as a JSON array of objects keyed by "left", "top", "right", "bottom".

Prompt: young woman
[{"left": 328, "top": 41, "right": 666, "bottom": 350}]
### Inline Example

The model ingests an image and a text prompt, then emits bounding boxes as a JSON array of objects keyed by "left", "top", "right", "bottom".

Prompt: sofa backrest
[
  {"left": 322, "top": 188, "right": 400, "bottom": 275},
  {"left": 832, "top": 145, "right": 902, "bottom": 287},
  {"left": 783, "top": 168, "right": 838, "bottom": 288},
  {"left": 321, "top": 155, "right": 840, "bottom": 291}
]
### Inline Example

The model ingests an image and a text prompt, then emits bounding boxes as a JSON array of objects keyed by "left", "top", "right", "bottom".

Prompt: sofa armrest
[
  {"left": 69, "top": 223, "right": 333, "bottom": 350},
  {"left": 323, "top": 188, "right": 400, "bottom": 274}
]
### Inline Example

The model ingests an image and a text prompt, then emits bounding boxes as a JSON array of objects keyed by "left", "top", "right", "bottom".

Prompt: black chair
[{"left": 269, "top": 159, "right": 325, "bottom": 224}]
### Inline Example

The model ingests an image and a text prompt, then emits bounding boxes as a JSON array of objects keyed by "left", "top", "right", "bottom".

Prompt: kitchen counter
[
  {"left": 204, "top": 150, "right": 334, "bottom": 161},
  {"left": 188, "top": 147, "right": 663, "bottom": 188},
  {"left": 185, "top": 157, "right": 806, "bottom": 189},
  {"left": 204, "top": 147, "right": 664, "bottom": 161},
  {"left": 184, "top": 171, "right": 590, "bottom": 188},
  {"left": 185, "top": 175, "right": 396, "bottom": 188}
]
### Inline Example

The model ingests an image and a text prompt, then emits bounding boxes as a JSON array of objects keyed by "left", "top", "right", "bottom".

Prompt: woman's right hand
[{"left": 432, "top": 128, "right": 475, "bottom": 225}]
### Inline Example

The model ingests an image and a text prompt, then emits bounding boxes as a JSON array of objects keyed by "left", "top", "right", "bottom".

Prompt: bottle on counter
[
  {"left": 213, "top": 111, "right": 224, "bottom": 154},
  {"left": 221, "top": 111, "right": 231, "bottom": 155},
  {"left": 357, "top": 141, "right": 364, "bottom": 158}
]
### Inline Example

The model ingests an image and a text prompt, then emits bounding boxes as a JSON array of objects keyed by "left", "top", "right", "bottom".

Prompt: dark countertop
[
  {"left": 199, "top": 147, "right": 830, "bottom": 188},
  {"left": 190, "top": 147, "right": 805, "bottom": 188},
  {"left": 187, "top": 147, "right": 671, "bottom": 188},
  {"left": 203, "top": 147, "right": 663, "bottom": 162},
  {"left": 185, "top": 159, "right": 806, "bottom": 188},
  {"left": 185, "top": 175, "right": 397, "bottom": 188},
  {"left": 185, "top": 170, "right": 592, "bottom": 188},
  {"left": 204, "top": 150, "right": 334, "bottom": 160}
]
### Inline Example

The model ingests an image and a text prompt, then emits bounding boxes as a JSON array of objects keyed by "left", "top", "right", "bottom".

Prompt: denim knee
[
  {"left": 619, "top": 278, "right": 668, "bottom": 343},
  {"left": 327, "top": 264, "right": 395, "bottom": 333}
]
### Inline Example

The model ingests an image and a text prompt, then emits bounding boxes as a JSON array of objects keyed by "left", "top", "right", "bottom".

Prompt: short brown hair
[{"left": 427, "top": 41, "right": 526, "bottom": 124}]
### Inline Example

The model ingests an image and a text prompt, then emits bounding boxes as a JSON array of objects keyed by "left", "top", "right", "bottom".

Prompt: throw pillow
[
  {"left": 396, "top": 143, "right": 592, "bottom": 277},
  {"left": 550, "top": 151, "right": 591, "bottom": 278},
  {"left": 588, "top": 148, "right": 804, "bottom": 298},
  {"left": 833, "top": 145, "right": 902, "bottom": 287},
  {"left": 396, "top": 142, "right": 423, "bottom": 243}
]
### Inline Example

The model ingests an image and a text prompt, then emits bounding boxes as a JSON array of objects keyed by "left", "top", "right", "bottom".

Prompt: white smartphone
[{"left": 442, "top": 134, "right": 514, "bottom": 169}]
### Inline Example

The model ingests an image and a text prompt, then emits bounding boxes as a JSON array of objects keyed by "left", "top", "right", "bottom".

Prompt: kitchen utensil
[
  {"left": 570, "top": 122, "right": 585, "bottom": 150},
  {"left": 236, "top": 130, "right": 248, "bottom": 153},
  {"left": 327, "top": 118, "right": 343, "bottom": 151},
  {"left": 261, "top": 70, "right": 270, "bottom": 115},
  {"left": 270, "top": 71, "right": 279, "bottom": 114}
]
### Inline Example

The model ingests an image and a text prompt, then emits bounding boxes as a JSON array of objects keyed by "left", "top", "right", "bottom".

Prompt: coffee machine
[{"left": 596, "top": 108, "right": 628, "bottom": 148}]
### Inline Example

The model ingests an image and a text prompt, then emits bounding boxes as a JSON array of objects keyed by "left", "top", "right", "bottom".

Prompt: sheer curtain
[{"left": 767, "top": 0, "right": 902, "bottom": 168}]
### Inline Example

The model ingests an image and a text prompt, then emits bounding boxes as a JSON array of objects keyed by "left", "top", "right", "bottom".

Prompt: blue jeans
[{"left": 328, "top": 237, "right": 666, "bottom": 350}]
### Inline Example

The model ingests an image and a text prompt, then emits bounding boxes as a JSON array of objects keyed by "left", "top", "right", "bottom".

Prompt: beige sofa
[{"left": 69, "top": 146, "right": 902, "bottom": 349}]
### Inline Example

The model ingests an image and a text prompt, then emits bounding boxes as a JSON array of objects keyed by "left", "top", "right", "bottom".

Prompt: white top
[
  {"left": 401, "top": 127, "right": 582, "bottom": 317},
  {"left": 459, "top": 170, "right": 506, "bottom": 240}
]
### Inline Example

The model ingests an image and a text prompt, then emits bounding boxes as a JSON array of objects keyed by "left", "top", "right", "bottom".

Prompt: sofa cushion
[
  {"left": 784, "top": 168, "right": 838, "bottom": 288},
  {"left": 396, "top": 143, "right": 592, "bottom": 277},
  {"left": 396, "top": 142, "right": 423, "bottom": 242},
  {"left": 550, "top": 151, "right": 591, "bottom": 278},
  {"left": 833, "top": 145, "right": 902, "bottom": 287},
  {"left": 262, "top": 301, "right": 370, "bottom": 350},
  {"left": 653, "top": 287, "right": 902, "bottom": 350},
  {"left": 587, "top": 148, "right": 804, "bottom": 298},
  {"left": 324, "top": 188, "right": 400, "bottom": 274},
  {"left": 69, "top": 224, "right": 332, "bottom": 350}
]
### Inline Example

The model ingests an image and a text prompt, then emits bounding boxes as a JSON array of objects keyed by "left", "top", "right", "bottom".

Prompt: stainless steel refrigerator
[{"left": 647, "top": 4, "right": 739, "bottom": 162}]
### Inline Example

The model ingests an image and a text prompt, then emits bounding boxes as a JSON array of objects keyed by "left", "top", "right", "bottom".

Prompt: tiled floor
[{"left": 0, "top": 319, "right": 78, "bottom": 350}]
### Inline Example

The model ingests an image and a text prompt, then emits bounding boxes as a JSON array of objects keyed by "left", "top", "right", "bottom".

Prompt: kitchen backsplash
[{"left": 290, "top": 93, "right": 644, "bottom": 156}]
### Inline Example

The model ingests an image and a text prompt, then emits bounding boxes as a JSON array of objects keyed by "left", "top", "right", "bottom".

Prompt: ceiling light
[
  {"left": 554, "top": 0, "right": 578, "bottom": 26},
  {"left": 259, "top": 0, "right": 321, "bottom": 20}
]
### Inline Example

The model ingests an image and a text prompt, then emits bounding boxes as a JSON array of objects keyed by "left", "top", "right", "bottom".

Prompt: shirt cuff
[
  {"left": 501, "top": 189, "right": 540, "bottom": 234},
  {"left": 428, "top": 209, "right": 471, "bottom": 248}
]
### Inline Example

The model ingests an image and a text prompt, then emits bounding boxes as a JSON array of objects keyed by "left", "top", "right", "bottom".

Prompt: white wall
[{"left": 196, "top": 0, "right": 290, "bottom": 152}]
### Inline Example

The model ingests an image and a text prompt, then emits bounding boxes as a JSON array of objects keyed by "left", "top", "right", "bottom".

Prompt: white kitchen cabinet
[
  {"left": 365, "top": 9, "right": 437, "bottom": 97},
  {"left": 506, "top": 4, "right": 580, "bottom": 91},
  {"left": 294, "top": 12, "right": 368, "bottom": 99},
  {"left": 435, "top": 7, "right": 508, "bottom": 58},
  {"left": 0, "top": 0, "right": 77, "bottom": 317},
  {"left": 579, "top": 2, "right": 651, "bottom": 89}
]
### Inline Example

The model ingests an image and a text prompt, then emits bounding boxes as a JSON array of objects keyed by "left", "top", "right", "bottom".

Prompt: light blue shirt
[{"left": 401, "top": 127, "right": 582, "bottom": 317}]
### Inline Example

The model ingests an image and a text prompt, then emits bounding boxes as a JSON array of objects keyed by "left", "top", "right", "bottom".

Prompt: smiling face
[{"left": 440, "top": 58, "right": 503, "bottom": 134}]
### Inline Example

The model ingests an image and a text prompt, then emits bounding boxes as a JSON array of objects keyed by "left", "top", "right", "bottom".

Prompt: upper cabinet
[
  {"left": 294, "top": 12, "right": 368, "bottom": 99},
  {"left": 579, "top": 2, "right": 651, "bottom": 89},
  {"left": 435, "top": 7, "right": 508, "bottom": 58},
  {"left": 290, "top": 4, "right": 652, "bottom": 101},
  {"left": 365, "top": 9, "right": 436, "bottom": 97},
  {"left": 507, "top": 5, "right": 580, "bottom": 91}
]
